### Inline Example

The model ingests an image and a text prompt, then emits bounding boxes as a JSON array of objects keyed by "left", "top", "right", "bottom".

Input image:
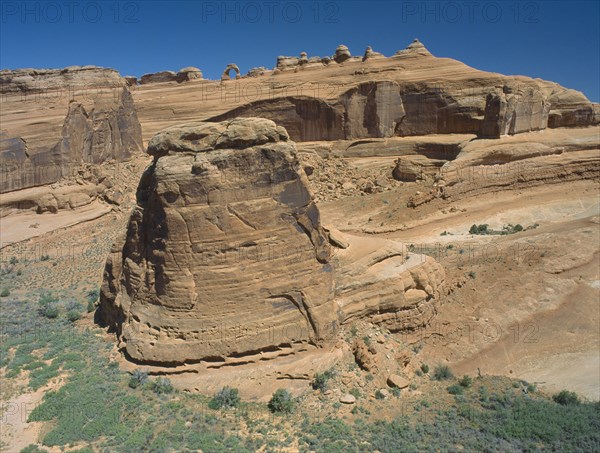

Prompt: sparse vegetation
[
  {"left": 433, "top": 364, "right": 454, "bottom": 380},
  {"left": 459, "top": 375, "right": 473, "bottom": 388},
  {"left": 209, "top": 386, "right": 241, "bottom": 409},
  {"left": 420, "top": 363, "right": 429, "bottom": 374},
  {"left": 268, "top": 389, "right": 295, "bottom": 414},
  {"left": 312, "top": 369, "right": 335, "bottom": 392},
  {"left": 469, "top": 223, "right": 530, "bottom": 236},
  {"left": 0, "top": 288, "right": 10, "bottom": 297},
  {"left": 128, "top": 369, "right": 148, "bottom": 389},
  {"left": 150, "top": 377, "right": 174, "bottom": 394},
  {"left": 553, "top": 390, "right": 580, "bottom": 406}
]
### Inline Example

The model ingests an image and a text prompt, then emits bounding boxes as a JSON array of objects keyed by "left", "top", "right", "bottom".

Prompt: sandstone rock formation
[
  {"left": 100, "top": 118, "right": 446, "bottom": 365},
  {"left": 177, "top": 66, "right": 203, "bottom": 82},
  {"left": 246, "top": 67, "right": 269, "bottom": 77},
  {"left": 394, "top": 39, "right": 433, "bottom": 57},
  {"left": 362, "top": 46, "right": 385, "bottom": 62},
  {"left": 334, "top": 45, "right": 352, "bottom": 63},
  {"left": 221, "top": 64, "right": 241, "bottom": 81},
  {"left": 0, "top": 67, "right": 142, "bottom": 199},
  {"left": 129, "top": 39, "right": 597, "bottom": 145},
  {"left": 140, "top": 71, "right": 178, "bottom": 84},
  {"left": 100, "top": 118, "right": 337, "bottom": 364}
]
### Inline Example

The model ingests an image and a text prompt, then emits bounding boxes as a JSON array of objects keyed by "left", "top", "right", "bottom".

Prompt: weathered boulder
[
  {"left": 100, "top": 118, "right": 337, "bottom": 364},
  {"left": 334, "top": 45, "right": 351, "bottom": 63},
  {"left": 176, "top": 67, "right": 203, "bottom": 82},
  {"left": 387, "top": 374, "right": 410, "bottom": 389}
]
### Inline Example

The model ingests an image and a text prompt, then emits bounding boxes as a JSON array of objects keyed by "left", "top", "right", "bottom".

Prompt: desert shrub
[
  {"left": 87, "top": 299, "right": 96, "bottom": 313},
  {"left": 553, "top": 390, "right": 580, "bottom": 406},
  {"left": 420, "top": 363, "right": 429, "bottom": 374},
  {"left": 447, "top": 384, "right": 464, "bottom": 395},
  {"left": 40, "top": 254, "right": 50, "bottom": 261},
  {"left": 151, "top": 377, "right": 174, "bottom": 394},
  {"left": 1, "top": 288, "right": 10, "bottom": 297},
  {"left": 469, "top": 224, "right": 489, "bottom": 235},
  {"left": 312, "top": 369, "right": 335, "bottom": 391},
  {"left": 20, "top": 445, "right": 49, "bottom": 452},
  {"left": 208, "top": 386, "right": 240, "bottom": 409},
  {"left": 459, "top": 375, "right": 473, "bottom": 388},
  {"left": 391, "top": 387, "right": 401, "bottom": 398},
  {"left": 375, "top": 390, "right": 386, "bottom": 400},
  {"left": 66, "top": 309, "right": 81, "bottom": 322},
  {"left": 128, "top": 369, "right": 148, "bottom": 389},
  {"left": 350, "top": 387, "right": 361, "bottom": 399},
  {"left": 433, "top": 364, "right": 454, "bottom": 380},
  {"left": 41, "top": 305, "right": 59, "bottom": 319},
  {"left": 363, "top": 335, "right": 371, "bottom": 346},
  {"left": 268, "top": 389, "right": 295, "bottom": 414},
  {"left": 350, "top": 324, "right": 358, "bottom": 337},
  {"left": 9, "top": 256, "right": 18, "bottom": 265}
]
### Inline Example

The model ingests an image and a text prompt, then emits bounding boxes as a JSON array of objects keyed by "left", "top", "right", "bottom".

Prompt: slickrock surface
[{"left": 99, "top": 118, "right": 445, "bottom": 366}]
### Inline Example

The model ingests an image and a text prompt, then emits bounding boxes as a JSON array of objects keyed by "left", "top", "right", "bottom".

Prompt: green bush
[
  {"left": 208, "top": 386, "right": 241, "bottom": 409},
  {"left": 447, "top": 384, "right": 464, "bottom": 395},
  {"left": 41, "top": 305, "right": 59, "bottom": 319},
  {"left": 375, "top": 390, "right": 386, "bottom": 400},
  {"left": 350, "top": 387, "right": 361, "bottom": 399},
  {"left": 20, "top": 445, "right": 49, "bottom": 452},
  {"left": 312, "top": 369, "right": 335, "bottom": 391},
  {"left": 151, "top": 377, "right": 174, "bottom": 394},
  {"left": 128, "top": 369, "right": 148, "bottom": 389},
  {"left": 469, "top": 224, "right": 489, "bottom": 235},
  {"left": 40, "top": 254, "right": 50, "bottom": 261},
  {"left": 87, "top": 299, "right": 96, "bottom": 313},
  {"left": 420, "top": 364, "right": 429, "bottom": 374},
  {"left": 268, "top": 389, "right": 295, "bottom": 414},
  {"left": 363, "top": 336, "right": 371, "bottom": 346},
  {"left": 553, "top": 390, "right": 580, "bottom": 406},
  {"left": 66, "top": 309, "right": 81, "bottom": 322},
  {"left": 10, "top": 256, "right": 18, "bottom": 265},
  {"left": 459, "top": 375, "right": 473, "bottom": 388},
  {"left": 433, "top": 364, "right": 454, "bottom": 380},
  {"left": 1, "top": 288, "right": 10, "bottom": 297}
]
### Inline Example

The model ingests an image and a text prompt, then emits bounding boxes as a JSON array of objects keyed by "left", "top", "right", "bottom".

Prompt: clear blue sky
[{"left": 1, "top": 0, "right": 599, "bottom": 101}]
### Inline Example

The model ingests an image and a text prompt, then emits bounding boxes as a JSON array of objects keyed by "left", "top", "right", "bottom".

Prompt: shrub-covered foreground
[{"left": 2, "top": 293, "right": 599, "bottom": 452}]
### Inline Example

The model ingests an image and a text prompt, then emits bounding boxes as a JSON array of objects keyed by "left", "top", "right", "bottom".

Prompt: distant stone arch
[{"left": 221, "top": 64, "right": 241, "bottom": 81}]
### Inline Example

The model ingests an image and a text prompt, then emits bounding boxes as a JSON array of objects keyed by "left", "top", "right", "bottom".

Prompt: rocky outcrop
[
  {"left": 340, "top": 81, "right": 405, "bottom": 139},
  {"left": 177, "top": 67, "right": 203, "bottom": 82},
  {"left": 208, "top": 81, "right": 406, "bottom": 141},
  {"left": 334, "top": 45, "right": 352, "bottom": 63},
  {"left": 481, "top": 86, "right": 550, "bottom": 137},
  {"left": 362, "top": 46, "right": 385, "bottom": 62},
  {"left": 0, "top": 67, "right": 143, "bottom": 195},
  {"left": 99, "top": 118, "right": 337, "bottom": 364},
  {"left": 100, "top": 118, "right": 446, "bottom": 365},
  {"left": 139, "top": 71, "right": 178, "bottom": 84},
  {"left": 394, "top": 39, "right": 433, "bottom": 57},
  {"left": 207, "top": 97, "right": 344, "bottom": 142},
  {"left": 221, "top": 64, "right": 241, "bottom": 81},
  {"left": 246, "top": 67, "right": 269, "bottom": 77},
  {"left": 332, "top": 235, "right": 445, "bottom": 332},
  {"left": 0, "top": 65, "right": 125, "bottom": 93}
]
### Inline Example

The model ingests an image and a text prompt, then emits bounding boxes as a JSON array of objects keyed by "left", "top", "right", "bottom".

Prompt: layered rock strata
[{"left": 100, "top": 118, "right": 446, "bottom": 365}]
